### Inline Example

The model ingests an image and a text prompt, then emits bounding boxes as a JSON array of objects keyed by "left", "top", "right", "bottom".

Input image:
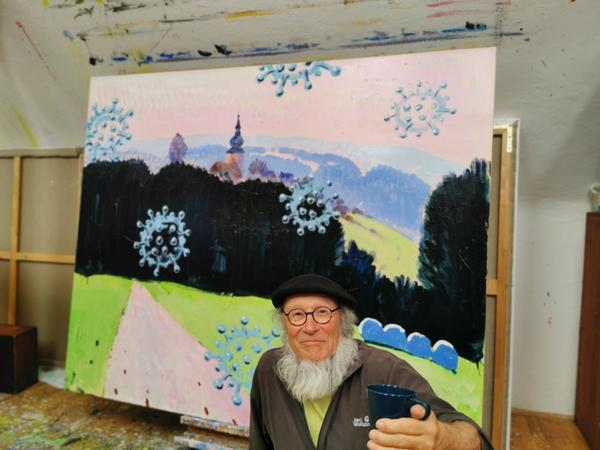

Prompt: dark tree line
[
  {"left": 418, "top": 159, "right": 489, "bottom": 362},
  {"left": 337, "top": 160, "right": 489, "bottom": 362},
  {"left": 75, "top": 160, "right": 344, "bottom": 296},
  {"left": 76, "top": 159, "right": 488, "bottom": 362}
]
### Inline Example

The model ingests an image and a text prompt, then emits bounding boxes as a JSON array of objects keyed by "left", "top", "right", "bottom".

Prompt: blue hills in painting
[
  {"left": 122, "top": 142, "right": 431, "bottom": 236},
  {"left": 122, "top": 134, "right": 463, "bottom": 184},
  {"left": 185, "top": 144, "right": 430, "bottom": 236}
]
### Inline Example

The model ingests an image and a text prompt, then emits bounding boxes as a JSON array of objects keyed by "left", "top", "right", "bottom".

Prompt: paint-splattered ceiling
[{"left": 0, "top": 0, "right": 524, "bottom": 149}]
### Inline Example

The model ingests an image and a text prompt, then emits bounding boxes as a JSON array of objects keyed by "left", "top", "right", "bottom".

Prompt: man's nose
[{"left": 302, "top": 314, "right": 320, "bottom": 332}]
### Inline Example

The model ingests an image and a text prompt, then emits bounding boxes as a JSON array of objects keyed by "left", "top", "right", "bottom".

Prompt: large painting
[{"left": 65, "top": 47, "right": 496, "bottom": 428}]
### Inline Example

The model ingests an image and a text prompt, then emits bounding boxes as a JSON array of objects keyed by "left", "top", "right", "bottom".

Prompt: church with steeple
[
  {"left": 226, "top": 115, "right": 245, "bottom": 170},
  {"left": 209, "top": 115, "right": 245, "bottom": 182}
]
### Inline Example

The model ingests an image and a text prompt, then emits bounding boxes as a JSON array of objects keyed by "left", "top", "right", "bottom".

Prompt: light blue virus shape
[
  {"left": 204, "top": 316, "right": 281, "bottom": 406},
  {"left": 85, "top": 98, "right": 133, "bottom": 162},
  {"left": 133, "top": 205, "right": 191, "bottom": 277},
  {"left": 257, "top": 61, "right": 341, "bottom": 97},
  {"left": 384, "top": 82, "right": 456, "bottom": 138},
  {"left": 279, "top": 176, "right": 341, "bottom": 236}
]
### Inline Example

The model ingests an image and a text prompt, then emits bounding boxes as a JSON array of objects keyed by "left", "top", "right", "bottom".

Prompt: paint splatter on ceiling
[{"left": 0, "top": 0, "right": 523, "bottom": 149}]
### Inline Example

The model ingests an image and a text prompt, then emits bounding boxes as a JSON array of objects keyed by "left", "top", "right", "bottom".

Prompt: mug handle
[{"left": 411, "top": 398, "right": 431, "bottom": 421}]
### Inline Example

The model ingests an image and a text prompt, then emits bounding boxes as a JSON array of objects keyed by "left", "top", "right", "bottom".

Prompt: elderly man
[{"left": 249, "top": 274, "right": 493, "bottom": 450}]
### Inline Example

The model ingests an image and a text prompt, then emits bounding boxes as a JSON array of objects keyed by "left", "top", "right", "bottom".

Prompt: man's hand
[{"left": 367, "top": 405, "right": 482, "bottom": 450}]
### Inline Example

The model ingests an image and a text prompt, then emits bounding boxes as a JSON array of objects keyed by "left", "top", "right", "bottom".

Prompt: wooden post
[
  {"left": 8, "top": 157, "right": 22, "bottom": 325},
  {"left": 491, "top": 125, "right": 516, "bottom": 450}
]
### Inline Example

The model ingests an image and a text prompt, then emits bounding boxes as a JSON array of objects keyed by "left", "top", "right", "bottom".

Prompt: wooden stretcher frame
[
  {"left": 0, "top": 148, "right": 83, "bottom": 325},
  {"left": 488, "top": 122, "right": 518, "bottom": 449},
  {"left": 0, "top": 123, "right": 517, "bottom": 448}
]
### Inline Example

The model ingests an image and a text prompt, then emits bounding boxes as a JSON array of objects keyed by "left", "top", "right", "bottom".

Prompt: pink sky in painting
[{"left": 90, "top": 48, "right": 495, "bottom": 166}]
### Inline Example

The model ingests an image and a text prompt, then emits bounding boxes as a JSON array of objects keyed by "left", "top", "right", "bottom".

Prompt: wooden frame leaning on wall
[
  {"left": 0, "top": 123, "right": 517, "bottom": 449},
  {"left": 488, "top": 122, "right": 518, "bottom": 450},
  {"left": 0, "top": 148, "right": 83, "bottom": 325}
]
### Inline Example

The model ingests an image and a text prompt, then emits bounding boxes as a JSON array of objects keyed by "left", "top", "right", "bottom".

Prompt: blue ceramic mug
[{"left": 367, "top": 384, "right": 431, "bottom": 428}]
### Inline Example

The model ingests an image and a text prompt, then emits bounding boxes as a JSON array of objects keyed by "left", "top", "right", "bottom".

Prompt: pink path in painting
[{"left": 103, "top": 282, "right": 250, "bottom": 426}]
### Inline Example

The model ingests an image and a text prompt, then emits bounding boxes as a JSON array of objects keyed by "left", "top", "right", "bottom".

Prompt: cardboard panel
[
  {"left": 0, "top": 159, "right": 12, "bottom": 252},
  {"left": 17, "top": 262, "right": 74, "bottom": 363},
  {"left": 20, "top": 158, "right": 80, "bottom": 255},
  {"left": 0, "top": 261, "right": 8, "bottom": 324}
]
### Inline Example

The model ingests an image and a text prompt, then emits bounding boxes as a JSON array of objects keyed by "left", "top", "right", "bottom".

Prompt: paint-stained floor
[
  {"left": 39, "top": 364, "right": 65, "bottom": 389},
  {"left": 0, "top": 381, "right": 246, "bottom": 449}
]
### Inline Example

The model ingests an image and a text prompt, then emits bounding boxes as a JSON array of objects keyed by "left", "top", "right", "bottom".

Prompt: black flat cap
[{"left": 271, "top": 274, "right": 357, "bottom": 310}]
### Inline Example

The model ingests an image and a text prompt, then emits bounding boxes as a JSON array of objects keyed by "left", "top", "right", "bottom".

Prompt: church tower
[{"left": 226, "top": 115, "right": 245, "bottom": 173}]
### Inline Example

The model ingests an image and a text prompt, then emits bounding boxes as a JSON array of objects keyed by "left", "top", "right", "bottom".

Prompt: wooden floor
[{"left": 511, "top": 409, "right": 590, "bottom": 450}]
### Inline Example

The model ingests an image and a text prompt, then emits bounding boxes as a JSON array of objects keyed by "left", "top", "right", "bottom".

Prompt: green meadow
[
  {"left": 340, "top": 212, "right": 419, "bottom": 281},
  {"left": 143, "top": 279, "right": 281, "bottom": 388},
  {"left": 364, "top": 339, "right": 484, "bottom": 423},
  {"left": 65, "top": 274, "right": 483, "bottom": 423},
  {"left": 65, "top": 274, "right": 279, "bottom": 396},
  {"left": 65, "top": 274, "right": 133, "bottom": 395}
]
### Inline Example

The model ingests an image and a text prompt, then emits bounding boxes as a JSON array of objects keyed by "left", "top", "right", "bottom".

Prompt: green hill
[
  {"left": 340, "top": 212, "right": 419, "bottom": 281},
  {"left": 65, "top": 274, "right": 483, "bottom": 423}
]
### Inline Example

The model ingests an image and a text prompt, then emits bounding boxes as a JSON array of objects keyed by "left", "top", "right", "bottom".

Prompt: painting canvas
[{"left": 65, "top": 47, "right": 496, "bottom": 429}]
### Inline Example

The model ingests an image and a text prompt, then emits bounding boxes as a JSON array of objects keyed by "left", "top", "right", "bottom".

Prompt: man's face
[{"left": 282, "top": 294, "right": 341, "bottom": 362}]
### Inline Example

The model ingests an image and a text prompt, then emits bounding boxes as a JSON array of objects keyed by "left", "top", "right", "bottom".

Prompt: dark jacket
[{"left": 249, "top": 340, "right": 492, "bottom": 450}]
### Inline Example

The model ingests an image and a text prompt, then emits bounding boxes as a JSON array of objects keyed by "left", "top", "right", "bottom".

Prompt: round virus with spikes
[
  {"left": 85, "top": 98, "right": 134, "bottom": 162},
  {"left": 279, "top": 176, "right": 341, "bottom": 236},
  {"left": 384, "top": 82, "right": 456, "bottom": 138},
  {"left": 204, "top": 316, "right": 281, "bottom": 406},
  {"left": 257, "top": 61, "right": 341, "bottom": 97},
  {"left": 133, "top": 205, "right": 191, "bottom": 277}
]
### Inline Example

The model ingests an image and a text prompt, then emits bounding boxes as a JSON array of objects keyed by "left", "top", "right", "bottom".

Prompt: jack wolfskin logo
[{"left": 353, "top": 416, "right": 370, "bottom": 427}]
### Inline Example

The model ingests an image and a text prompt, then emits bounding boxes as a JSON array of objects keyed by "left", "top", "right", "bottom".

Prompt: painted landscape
[{"left": 65, "top": 48, "right": 496, "bottom": 428}]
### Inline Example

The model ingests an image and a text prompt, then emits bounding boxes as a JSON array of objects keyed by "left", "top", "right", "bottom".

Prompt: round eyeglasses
[{"left": 283, "top": 306, "right": 341, "bottom": 326}]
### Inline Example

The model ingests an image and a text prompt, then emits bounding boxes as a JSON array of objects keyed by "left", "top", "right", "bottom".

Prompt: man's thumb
[{"left": 410, "top": 404, "right": 427, "bottom": 420}]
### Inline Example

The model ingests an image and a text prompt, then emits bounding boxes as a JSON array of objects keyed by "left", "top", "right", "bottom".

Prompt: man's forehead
[{"left": 283, "top": 293, "right": 338, "bottom": 308}]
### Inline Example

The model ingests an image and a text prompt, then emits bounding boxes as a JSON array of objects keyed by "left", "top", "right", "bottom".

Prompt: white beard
[{"left": 275, "top": 337, "right": 359, "bottom": 402}]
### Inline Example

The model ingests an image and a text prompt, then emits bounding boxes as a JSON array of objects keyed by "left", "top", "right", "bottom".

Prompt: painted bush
[{"left": 359, "top": 318, "right": 458, "bottom": 372}]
